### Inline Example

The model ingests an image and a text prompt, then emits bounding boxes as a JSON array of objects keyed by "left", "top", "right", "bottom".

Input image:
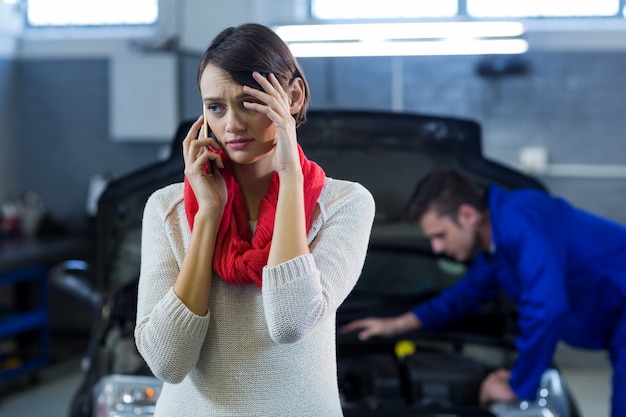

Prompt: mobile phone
[
  {"left": 206, "top": 125, "right": 221, "bottom": 150},
  {"left": 202, "top": 105, "right": 221, "bottom": 149}
]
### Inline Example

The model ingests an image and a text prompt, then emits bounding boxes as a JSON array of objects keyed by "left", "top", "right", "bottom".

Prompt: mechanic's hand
[
  {"left": 479, "top": 368, "right": 518, "bottom": 408},
  {"left": 340, "top": 312, "right": 421, "bottom": 341}
]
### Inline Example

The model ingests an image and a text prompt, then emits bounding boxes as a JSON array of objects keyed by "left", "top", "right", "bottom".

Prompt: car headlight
[
  {"left": 489, "top": 368, "right": 571, "bottom": 417},
  {"left": 93, "top": 374, "right": 163, "bottom": 417}
]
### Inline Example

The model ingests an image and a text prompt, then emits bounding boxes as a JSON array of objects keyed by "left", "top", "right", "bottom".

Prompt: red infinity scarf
[{"left": 183, "top": 145, "right": 325, "bottom": 287}]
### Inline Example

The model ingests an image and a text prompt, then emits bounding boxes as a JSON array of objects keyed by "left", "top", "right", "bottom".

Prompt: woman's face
[{"left": 199, "top": 64, "right": 277, "bottom": 165}]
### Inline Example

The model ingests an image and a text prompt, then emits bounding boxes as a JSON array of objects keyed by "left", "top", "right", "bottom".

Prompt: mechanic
[{"left": 342, "top": 165, "right": 626, "bottom": 416}]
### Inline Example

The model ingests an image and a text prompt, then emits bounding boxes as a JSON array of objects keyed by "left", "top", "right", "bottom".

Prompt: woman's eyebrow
[{"left": 203, "top": 92, "right": 256, "bottom": 103}]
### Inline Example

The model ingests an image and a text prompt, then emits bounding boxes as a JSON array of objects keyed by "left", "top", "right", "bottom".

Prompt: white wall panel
[{"left": 109, "top": 52, "right": 178, "bottom": 141}]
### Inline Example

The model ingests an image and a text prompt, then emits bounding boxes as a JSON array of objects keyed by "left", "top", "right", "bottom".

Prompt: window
[
  {"left": 467, "top": 0, "right": 620, "bottom": 18},
  {"left": 311, "top": 0, "right": 457, "bottom": 20},
  {"left": 26, "top": 0, "right": 158, "bottom": 27},
  {"left": 311, "top": 0, "right": 625, "bottom": 20}
]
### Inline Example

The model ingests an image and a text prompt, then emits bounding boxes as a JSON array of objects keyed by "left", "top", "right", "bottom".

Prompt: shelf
[
  {"left": 0, "top": 237, "right": 93, "bottom": 383},
  {"left": 0, "top": 308, "right": 47, "bottom": 339},
  {"left": 0, "top": 261, "right": 50, "bottom": 382},
  {"left": 0, "top": 355, "right": 47, "bottom": 382},
  {"left": 0, "top": 265, "right": 47, "bottom": 287}
]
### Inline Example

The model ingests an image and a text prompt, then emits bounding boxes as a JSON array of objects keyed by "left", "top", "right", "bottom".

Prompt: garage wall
[
  {"left": 13, "top": 49, "right": 626, "bottom": 230},
  {"left": 0, "top": 59, "right": 18, "bottom": 202},
  {"left": 296, "top": 52, "right": 626, "bottom": 224},
  {"left": 0, "top": 1, "right": 22, "bottom": 203}
]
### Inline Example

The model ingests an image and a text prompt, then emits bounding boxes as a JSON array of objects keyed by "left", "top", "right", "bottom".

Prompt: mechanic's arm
[
  {"left": 411, "top": 255, "right": 499, "bottom": 330},
  {"left": 341, "top": 255, "right": 499, "bottom": 340}
]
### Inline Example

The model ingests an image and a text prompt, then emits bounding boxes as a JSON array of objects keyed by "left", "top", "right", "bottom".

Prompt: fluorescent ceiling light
[
  {"left": 273, "top": 22, "right": 527, "bottom": 57},
  {"left": 274, "top": 21, "right": 525, "bottom": 42},
  {"left": 287, "top": 39, "right": 528, "bottom": 58}
]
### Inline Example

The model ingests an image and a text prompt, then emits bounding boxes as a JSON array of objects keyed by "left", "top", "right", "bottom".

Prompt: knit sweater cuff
[
  {"left": 160, "top": 287, "right": 210, "bottom": 337},
  {"left": 262, "top": 253, "right": 317, "bottom": 289}
]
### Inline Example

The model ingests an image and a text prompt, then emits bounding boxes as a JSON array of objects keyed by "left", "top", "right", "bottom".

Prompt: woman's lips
[{"left": 225, "top": 138, "right": 253, "bottom": 150}]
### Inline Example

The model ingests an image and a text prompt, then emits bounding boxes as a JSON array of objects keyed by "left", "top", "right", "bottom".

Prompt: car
[{"left": 51, "top": 109, "right": 580, "bottom": 417}]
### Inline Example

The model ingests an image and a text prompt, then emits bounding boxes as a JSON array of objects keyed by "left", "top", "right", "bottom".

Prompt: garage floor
[
  {"left": 555, "top": 343, "right": 612, "bottom": 417},
  {"left": 0, "top": 343, "right": 612, "bottom": 417}
]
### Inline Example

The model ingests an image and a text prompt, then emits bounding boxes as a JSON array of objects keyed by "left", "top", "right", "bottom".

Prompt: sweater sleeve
[
  {"left": 262, "top": 180, "right": 375, "bottom": 344},
  {"left": 134, "top": 186, "right": 211, "bottom": 384}
]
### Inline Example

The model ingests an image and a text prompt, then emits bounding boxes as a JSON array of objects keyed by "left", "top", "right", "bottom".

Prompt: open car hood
[{"left": 95, "top": 109, "right": 546, "bottom": 292}]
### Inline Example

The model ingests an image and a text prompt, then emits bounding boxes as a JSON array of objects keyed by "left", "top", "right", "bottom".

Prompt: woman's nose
[{"left": 225, "top": 110, "right": 245, "bottom": 133}]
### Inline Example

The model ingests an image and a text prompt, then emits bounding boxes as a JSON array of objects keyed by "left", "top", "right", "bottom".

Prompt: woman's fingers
[
  {"left": 183, "top": 117, "right": 213, "bottom": 157},
  {"left": 203, "top": 151, "right": 225, "bottom": 176},
  {"left": 185, "top": 145, "right": 224, "bottom": 177},
  {"left": 243, "top": 72, "right": 291, "bottom": 117},
  {"left": 207, "top": 134, "right": 223, "bottom": 151},
  {"left": 183, "top": 117, "right": 208, "bottom": 167},
  {"left": 259, "top": 72, "right": 288, "bottom": 101},
  {"left": 183, "top": 115, "right": 224, "bottom": 178},
  {"left": 182, "top": 116, "right": 203, "bottom": 153}
]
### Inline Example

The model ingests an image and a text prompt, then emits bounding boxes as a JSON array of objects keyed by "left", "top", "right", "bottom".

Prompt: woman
[{"left": 134, "top": 23, "right": 375, "bottom": 416}]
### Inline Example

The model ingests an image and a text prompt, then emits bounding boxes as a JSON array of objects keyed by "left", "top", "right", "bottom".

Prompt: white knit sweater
[{"left": 135, "top": 177, "right": 375, "bottom": 416}]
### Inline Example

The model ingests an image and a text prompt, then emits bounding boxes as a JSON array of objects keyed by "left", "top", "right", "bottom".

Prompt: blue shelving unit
[{"left": 0, "top": 264, "right": 50, "bottom": 382}]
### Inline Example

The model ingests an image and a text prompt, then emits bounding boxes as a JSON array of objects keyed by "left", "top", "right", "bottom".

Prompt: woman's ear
[{"left": 288, "top": 77, "right": 305, "bottom": 114}]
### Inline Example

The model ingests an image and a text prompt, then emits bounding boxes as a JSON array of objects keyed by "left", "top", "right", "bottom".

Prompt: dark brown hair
[
  {"left": 406, "top": 165, "right": 486, "bottom": 223},
  {"left": 197, "top": 23, "right": 310, "bottom": 127}
]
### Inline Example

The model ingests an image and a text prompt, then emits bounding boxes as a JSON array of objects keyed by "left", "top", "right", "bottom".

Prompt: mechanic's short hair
[
  {"left": 197, "top": 23, "right": 310, "bottom": 127},
  {"left": 406, "top": 165, "right": 486, "bottom": 223}
]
